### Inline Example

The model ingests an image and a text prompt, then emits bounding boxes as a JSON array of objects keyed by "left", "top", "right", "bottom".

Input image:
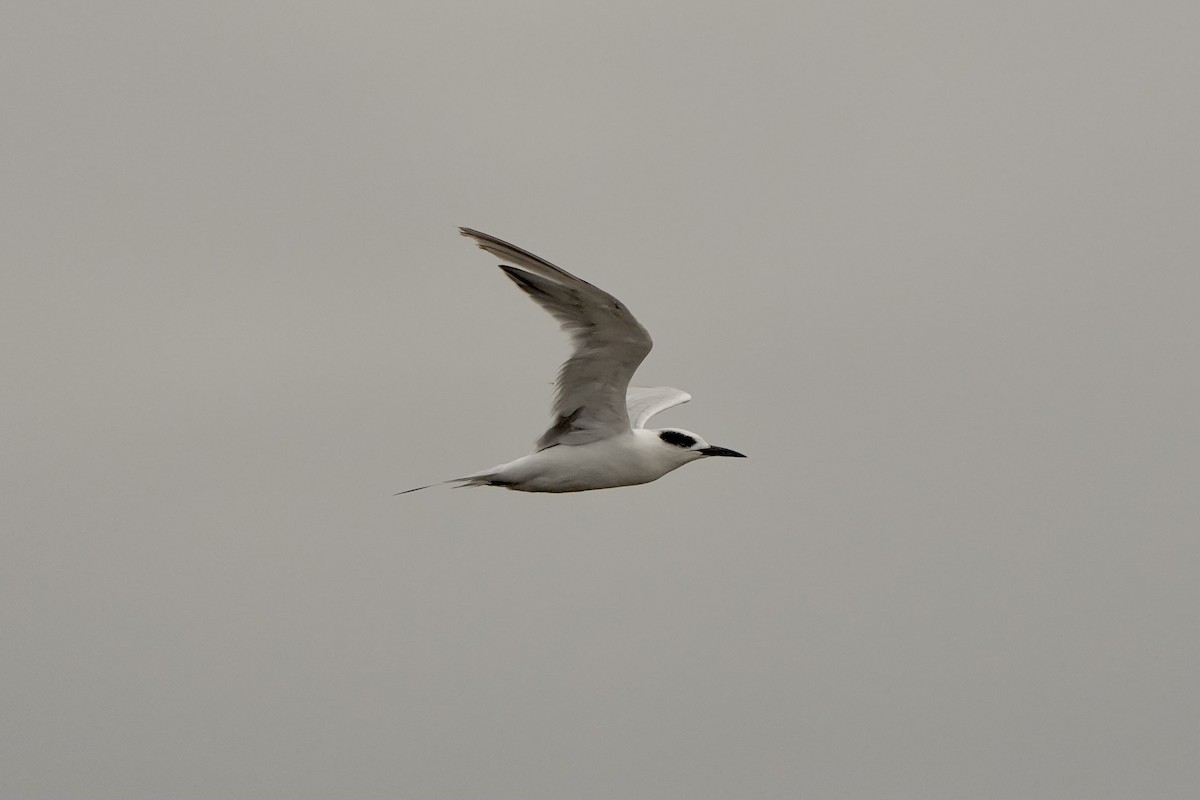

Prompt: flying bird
[{"left": 400, "top": 228, "right": 745, "bottom": 494}]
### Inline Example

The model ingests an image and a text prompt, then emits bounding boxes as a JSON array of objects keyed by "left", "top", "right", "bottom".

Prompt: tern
[{"left": 400, "top": 228, "right": 746, "bottom": 494}]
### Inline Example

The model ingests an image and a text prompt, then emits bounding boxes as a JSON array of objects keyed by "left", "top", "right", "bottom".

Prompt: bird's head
[{"left": 652, "top": 428, "right": 747, "bottom": 464}]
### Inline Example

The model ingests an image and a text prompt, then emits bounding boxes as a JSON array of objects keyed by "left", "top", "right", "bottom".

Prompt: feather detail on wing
[
  {"left": 460, "top": 228, "right": 654, "bottom": 448},
  {"left": 624, "top": 383, "right": 691, "bottom": 429},
  {"left": 625, "top": 386, "right": 691, "bottom": 428}
]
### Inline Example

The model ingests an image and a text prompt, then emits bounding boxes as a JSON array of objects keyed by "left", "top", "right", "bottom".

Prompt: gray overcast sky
[{"left": 3, "top": 2, "right": 1198, "bottom": 798}]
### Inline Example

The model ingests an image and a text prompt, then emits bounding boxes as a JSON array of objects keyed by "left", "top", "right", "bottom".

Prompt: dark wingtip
[
  {"left": 459, "top": 226, "right": 493, "bottom": 247},
  {"left": 497, "top": 264, "right": 548, "bottom": 294}
]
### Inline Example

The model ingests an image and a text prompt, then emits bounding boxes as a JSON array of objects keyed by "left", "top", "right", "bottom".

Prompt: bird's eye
[{"left": 658, "top": 430, "right": 697, "bottom": 448}]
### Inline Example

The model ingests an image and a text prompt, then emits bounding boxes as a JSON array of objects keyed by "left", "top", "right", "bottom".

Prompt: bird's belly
[{"left": 500, "top": 440, "right": 671, "bottom": 493}]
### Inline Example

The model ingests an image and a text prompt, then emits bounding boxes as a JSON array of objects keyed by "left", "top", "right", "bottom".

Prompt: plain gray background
[{"left": 3, "top": 2, "right": 1198, "bottom": 798}]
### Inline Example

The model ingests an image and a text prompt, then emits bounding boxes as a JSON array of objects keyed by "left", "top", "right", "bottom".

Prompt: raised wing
[
  {"left": 460, "top": 228, "right": 653, "bottom": 448},
  {"left": 625, "top": 386, "right": 691, "bottom": 429}
]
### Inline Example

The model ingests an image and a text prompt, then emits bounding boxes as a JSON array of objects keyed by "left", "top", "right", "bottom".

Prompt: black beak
[{"left": 698, "top": 446, "right": 747, "bottom": 458}]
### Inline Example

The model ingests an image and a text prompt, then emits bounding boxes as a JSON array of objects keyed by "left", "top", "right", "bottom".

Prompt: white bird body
[
  {"left": 399, "top": 229, "right": 745, "bottom": 494},
  {"left": 469, "top": 428, "right": 710, "bottom": 493}
]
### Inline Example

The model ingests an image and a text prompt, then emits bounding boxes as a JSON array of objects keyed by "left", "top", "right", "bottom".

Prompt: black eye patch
[{"left": 658, "top": 430, "right": 697, "bottom": 448}]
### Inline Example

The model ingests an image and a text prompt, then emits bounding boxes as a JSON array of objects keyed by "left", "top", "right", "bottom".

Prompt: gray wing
[
  {"left": 460, "top": 228, "right": 653, "bottom": 448},
  {"left": 626, "top": 386, "right": 691, "bottom": 429}
]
